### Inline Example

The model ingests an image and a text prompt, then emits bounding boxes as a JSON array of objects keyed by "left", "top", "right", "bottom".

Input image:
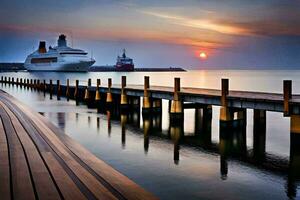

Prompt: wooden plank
[
  {"left": 3, "top": 97, "right": 118, "bottom": 200},
  {"left": 42, "top": 152, "right": 86, "bottom": 200},
  {"left": 0, "top": 102, "right": 61, "bottom": 200},
  {"left": 3, "top": 91, "right": 157, "bottom": 200},
  {"left": 6, "top": 94, "right": 158, "bottom": 200},
  {"left": 0, "top": 117, "right": 11, "bottom": 200},
  {"left": 0, "top": 98, "right": 89, "bottom": 200},
  {"left": 0, "top": 106, "right": 36, "bottom": 200},
  {"left": 27, "top": 113, "right": 118, "bottom": 200}
]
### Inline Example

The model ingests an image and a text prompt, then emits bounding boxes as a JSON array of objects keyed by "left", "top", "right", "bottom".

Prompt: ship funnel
[
  {"left": 38, "top": 41, "right": 47, "bottom": 53},
  {"left": 58, "top": 34, "right": 67, "bottom": 47}
]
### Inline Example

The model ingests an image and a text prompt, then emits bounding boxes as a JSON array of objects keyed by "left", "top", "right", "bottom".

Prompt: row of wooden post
[{"left": 0, "top": 75, "right": 296, "bottom": 117}]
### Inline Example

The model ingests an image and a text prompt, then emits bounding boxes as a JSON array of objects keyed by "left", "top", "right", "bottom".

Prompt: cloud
[
  {"left": 139, "top": 7, "right": 300, "bottom": 37},
  {"left": 139, "top": 10, "right": 255, "bottom": 36}
]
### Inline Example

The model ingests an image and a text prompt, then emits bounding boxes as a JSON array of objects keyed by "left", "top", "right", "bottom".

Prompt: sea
[{"left": 1, "top": 69, "right": 300, "bottom": 200}]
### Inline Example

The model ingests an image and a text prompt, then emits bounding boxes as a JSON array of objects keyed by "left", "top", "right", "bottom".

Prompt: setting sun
[{"left": 199, "top": 52, "right": 207, "bottom": 59}]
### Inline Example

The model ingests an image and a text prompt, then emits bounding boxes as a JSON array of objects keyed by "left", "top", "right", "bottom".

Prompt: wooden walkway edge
[{"left": 0, "top": 90, "right": 157, "bottom": 200}]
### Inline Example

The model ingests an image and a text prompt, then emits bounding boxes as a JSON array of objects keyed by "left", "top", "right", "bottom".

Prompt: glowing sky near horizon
[{"left": 0, "top": 0, "right": 300, "bottom": 68}]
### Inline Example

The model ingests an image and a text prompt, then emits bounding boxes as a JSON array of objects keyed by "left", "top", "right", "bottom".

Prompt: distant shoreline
[
  {"left": 88, "top": 66, "right": 186, "bottom": 72},
  {"left": 0, "top": 62, "right": 299, "bottom": 72}
]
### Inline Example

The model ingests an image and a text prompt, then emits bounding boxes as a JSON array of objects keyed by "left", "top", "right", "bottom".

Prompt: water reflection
[
  {"left": 121, "top": 113, "right": 127, "bottom": 148},
  {"left": 57, "top": 112, "right": 65, "bottom": 130}
]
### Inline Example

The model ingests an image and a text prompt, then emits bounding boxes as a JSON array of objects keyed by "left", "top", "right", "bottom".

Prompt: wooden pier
[
  {"left": 2, "top": 75, "right": 300, "bottom": 134},
  {"left": 0, "top": 90, "right": 157, "bottom": 200}
]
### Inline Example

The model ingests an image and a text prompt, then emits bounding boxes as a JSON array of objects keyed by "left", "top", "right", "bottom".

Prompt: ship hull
[
  {"left": 24, "top": 61, "right": 95, "bottom": 72},
  {"left": 115, "top": 64, "right": 134, "bottom": 71}
]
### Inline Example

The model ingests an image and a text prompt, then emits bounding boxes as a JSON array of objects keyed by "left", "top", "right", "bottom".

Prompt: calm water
[{"left": 1, "top": 70, "right": 300, "bottom": 200}]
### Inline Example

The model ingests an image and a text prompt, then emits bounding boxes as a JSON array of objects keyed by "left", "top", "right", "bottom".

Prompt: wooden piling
[
  {"left": 66, "top": 79, "right": 70, "bottom": 100},
  {"left": 291, "top": 115, "right": 300, "bottom": 134},
  {"left": 12, "top": 77, "right": 14, "bottom": 85},
  {"left": 143, "top": 76, "right": 151, "bottom": 111},
  {"left": 221, "top": 79, "right": 229, "bottom": 107},
  {"left": 84, "top": 79, "right": 90, "bottom": 101},
  {"left": 43, "top": 80, "right": 46, "bottom": 91},
  {"left": 170, "top": 78, "right": 182, "bottom": 114},
  {"left": 49, "top": 79, "right": 53, "bottom": 99},
  {"left": 95, "top": 79, "right": 101, "bottom": 101},
  {"left": 284, "top": 80, "right": 292, "bottom": 116},
  {"left": 106, "top": 78, "right": 113, "bottom": 103},
  {"left": 34, "top": 79, "right": 37, "bottom": 89},
  {"left": 253, "top": 109, "right": 266, "bottom": 160},
  {"left": 57, "top": 80, "right": 61, "bottom": 100},
  {"left": 37, "top": 80, "right": 40, "bottom": 90},
  {"left": 120, "top": 76, "right": 128, "bottom": 106},
  {"left": 74, "top": 80, "right": 79, "bottom": 100}
]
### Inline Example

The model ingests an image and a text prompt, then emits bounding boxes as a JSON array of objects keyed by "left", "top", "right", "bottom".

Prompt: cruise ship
[{"left": 24, "top": 34, "right": 95, "bottom": 72}]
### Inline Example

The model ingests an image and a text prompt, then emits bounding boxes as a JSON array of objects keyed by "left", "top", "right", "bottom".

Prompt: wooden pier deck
[{"left": 0, "top": 90, "right": 157, "bottom": 200}]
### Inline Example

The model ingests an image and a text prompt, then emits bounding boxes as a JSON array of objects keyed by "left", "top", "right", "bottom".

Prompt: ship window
[
  {"left": 60, "top": 52, "right": 87, "bottom": 55},
  {"left": 31, "top": 57, "right": 58, "bottom": 63}
]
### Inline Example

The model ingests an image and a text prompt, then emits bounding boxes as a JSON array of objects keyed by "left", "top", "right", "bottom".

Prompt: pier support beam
[
  {"left": 66, "top": 79, "right": 70, "bottom": 100},
  {"left": 253, "top": 110, "right": 266, "bottom": 161},
  {"left": 95, "top": 79, "right": 102, "bottom": 112},
  {"left": 170, "top": 78, "right": 183, "bottom": 123},
  {"left": 49, "top": 79, "right": 53, "bottom": 99},
  {"left": 37, "top": 80, "right": 40, "bottom": 90},
  {"left": 84, "top": 78, "right": 91, "bottom": 102},
  {"left": 284, "top": 80, "right": 292, "bottom": 116},
  {"left": 43, "top": 80, "right": 46, "bottom": 96},
  {"left": 106, "top": 78, "right": 113, "bottom": 110},
  {"left": 288, "top": 115, "right": 300, "bottom": 198},
  {"left": 57, "top": 80, "right": 61, "bottom": 100},
  {"left": 74, "top": 80, "right": 79, "bottom": 103},
  {"left": 142, "top": 76, "right": 152, "bottom": 115},
  {"left": 152, "top": 98, "right": 162, "bottom": 113},
  {"left": 195, "top": 105, "right": 212, "bottom": 145},
  {"left": 120, "top": 76, "right": 128, "bottom": 110}
]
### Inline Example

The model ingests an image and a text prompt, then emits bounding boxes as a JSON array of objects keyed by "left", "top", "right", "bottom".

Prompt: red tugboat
[{"left": 115, "top": 49, "right": 134, "bottom": 71}]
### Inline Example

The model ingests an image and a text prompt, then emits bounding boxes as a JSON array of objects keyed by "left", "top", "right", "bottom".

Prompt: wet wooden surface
[{"left": 0, "top": 90, "right": 157, "bottom": 200}]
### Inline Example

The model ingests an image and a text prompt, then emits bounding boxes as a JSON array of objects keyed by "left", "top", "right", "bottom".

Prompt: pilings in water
[
  {"left": 84, "top": 78, "right": 92, "bottom": 107},
  {"left": 170, "top": 78, "right": 183, "bottom": 123},
  {"left": 120, "top": 76, "right": 128, "bottom": 111},
  {"left": 49, "top": 79, "right": 53, "bottom": 99},
  {"left": 95, "top": 78, "right": 102, "bottom": 112},
  {"left": 284, "top": 80, "right": 292, "bottom": 116},
  {"left": 57, "top": 80, "right": 61, "bottom": 100},
  {"left": 74, "top": 80, "right": 79, "bottom": 104},
  {"left": 66, "top": 79, "right": 70, "bottom": 101},
  {"left": 142, "top": 76, "right": 151, "bottom": 114},
  {"left": 106, "top": 78, "right": 113, "bottom": 111},
  {"left": 253, "top": 109, "right": 266, "bottom": 161},
  {"left": 195, "top": 105, "right": 212, "bottom": 145}
]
